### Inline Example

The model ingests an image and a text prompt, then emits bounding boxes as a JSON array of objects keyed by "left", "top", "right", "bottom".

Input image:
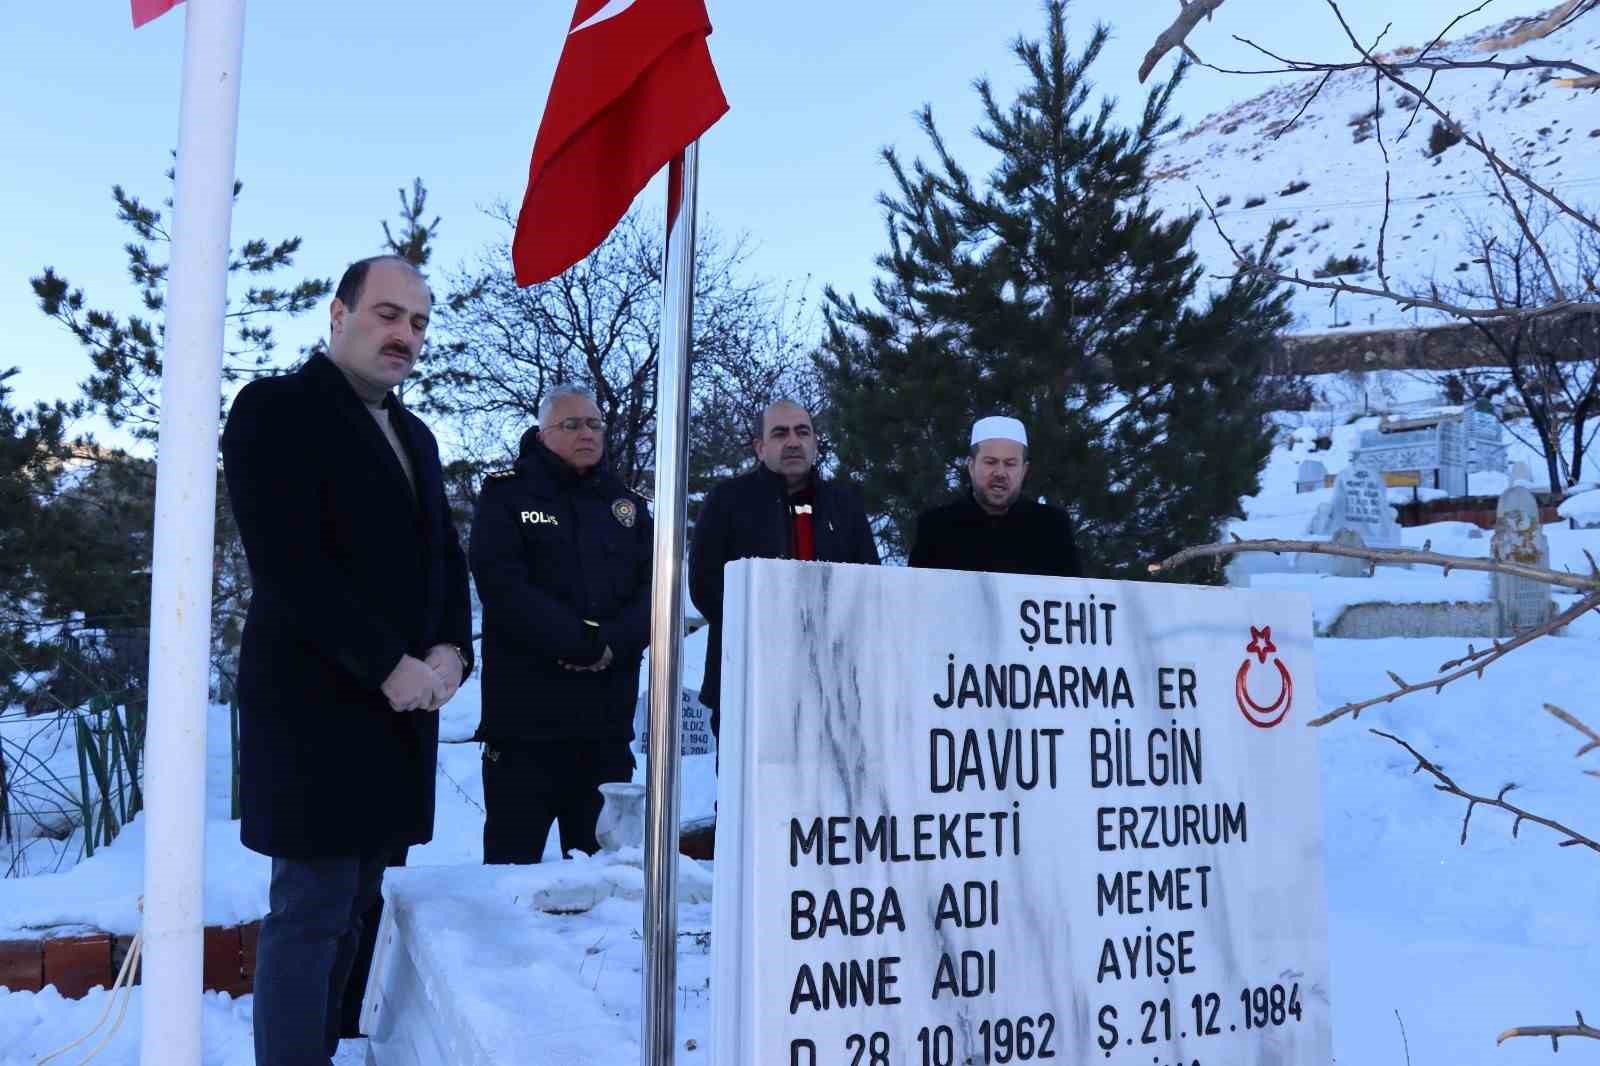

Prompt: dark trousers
[
  {"left": 339, "top": 845, "right": 408, "bottom": 1038},
  {"left": 481, "top": 739, "right": 635, "bottom": 863},
  {"left": 253, "top": 852, "right": 388, "bottom": 1066}
]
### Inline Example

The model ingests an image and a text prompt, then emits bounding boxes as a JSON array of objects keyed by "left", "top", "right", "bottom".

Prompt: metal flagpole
[
  {"left": 139, "top": 2, "right": 246, "bottom": 1063},
  {"left": 641, "top": 141, "right": 700, "bottom": 1066}
]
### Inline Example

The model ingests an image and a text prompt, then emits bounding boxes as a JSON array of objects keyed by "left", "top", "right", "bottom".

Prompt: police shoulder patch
[{"left": 612, "top": 497, "right": 638, "bottom": 528}]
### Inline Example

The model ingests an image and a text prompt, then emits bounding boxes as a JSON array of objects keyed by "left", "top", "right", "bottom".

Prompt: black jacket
[
  {"left": 688, "top": 465, "right": 879, "bottom": 710},
  {"left": 222, "top": 354, "right": 473, "bottom": 859},
  {"left": 470, "top": 433, "right": 653, "bottom": 743},
  {"left": 908, "top": 494, "right": 1082, "bottom": 578}
]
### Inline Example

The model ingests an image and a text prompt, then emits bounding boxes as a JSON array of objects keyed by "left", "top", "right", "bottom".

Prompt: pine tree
[
  {"left": 817, "top": 1, "right": 1289, "bottom": 576},
  {"left": 26, "top": 171, "right": 329, "bottom": 694}
]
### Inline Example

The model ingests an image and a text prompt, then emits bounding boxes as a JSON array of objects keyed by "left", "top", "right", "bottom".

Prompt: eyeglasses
[{"left": 550, "top": 417, "right": 605, "bottom": 433}]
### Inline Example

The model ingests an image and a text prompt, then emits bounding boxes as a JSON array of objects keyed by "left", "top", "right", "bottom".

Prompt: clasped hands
[
  {"left": 560, "top": 644, "right": 613, "bottom": 673},
  {"left": 381, "top": 645, "right": 465, "bottom": 712}
]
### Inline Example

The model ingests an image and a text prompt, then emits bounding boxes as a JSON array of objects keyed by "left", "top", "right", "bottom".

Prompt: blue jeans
[{"left": 253, "top": 852, "right": 388, "bottom": 1066}]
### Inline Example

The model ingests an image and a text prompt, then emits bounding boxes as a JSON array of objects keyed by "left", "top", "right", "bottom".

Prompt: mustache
[{"left": 382, "top": 343, "right": 414, "bottom": 360}]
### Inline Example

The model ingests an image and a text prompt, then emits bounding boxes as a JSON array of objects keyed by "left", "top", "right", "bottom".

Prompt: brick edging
[{"left": 0, "top": 922, "right": 259, "bottom": 999}]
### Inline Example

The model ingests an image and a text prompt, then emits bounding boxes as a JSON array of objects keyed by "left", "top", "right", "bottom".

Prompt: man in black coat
[
  {"left": 469, "top": 385, "right": 653, "bottom": 863},
  {"left": 689, "top": 400, "right": 879, "bottom": 733},
  {"left": 222, "top": 256, "right": 473, "bottom": 1066},
  {"left": 909, "top": 415, "right": 1082, "bottom": 578}
]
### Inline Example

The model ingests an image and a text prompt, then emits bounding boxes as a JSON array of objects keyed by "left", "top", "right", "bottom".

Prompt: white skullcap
[{"left": 970, "top": 415, "right": 1028, "bottom": 448}]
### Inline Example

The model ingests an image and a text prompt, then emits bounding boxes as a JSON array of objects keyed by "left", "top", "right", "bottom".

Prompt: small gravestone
[
  {"left": 1508, "top": 460, "right": 1533, "bottom": 485},
  {"left": 1320, "top": 464, "right": 1401, "bottom": 546},
  {"left": 1296, "top": 459, "right": 1328, "bottom": 494},
  {"left": 633, "top": 686, "right": 716, "bottom": 756},
  {"left": 1491, "top": 486, "right": 1552, "bottom": 633},
  {"left": 1329, "top": 527, "right": 1370, "bottom": 578}
]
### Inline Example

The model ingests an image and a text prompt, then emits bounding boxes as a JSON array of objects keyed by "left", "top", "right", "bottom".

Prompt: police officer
[
  {"left": 909, "top": 415, "right": 1082, "bottom": 577},
  {"left": 469, "top": 385, "right": 653, "bottom": 862}
]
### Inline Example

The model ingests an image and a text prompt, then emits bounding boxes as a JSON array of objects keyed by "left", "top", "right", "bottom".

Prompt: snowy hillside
[{"left": 1149, "top": 7, "right": 1600, "bottom": 335}]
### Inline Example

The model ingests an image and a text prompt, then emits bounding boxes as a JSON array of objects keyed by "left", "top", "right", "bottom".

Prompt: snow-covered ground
[{"left": 3, "top": 635, "right": 1595, "bottom": 1065}]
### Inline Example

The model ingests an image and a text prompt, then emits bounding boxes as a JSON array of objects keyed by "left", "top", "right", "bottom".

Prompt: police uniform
[{"left": 469, "top": 430, "right": 653, "bottom": 862}]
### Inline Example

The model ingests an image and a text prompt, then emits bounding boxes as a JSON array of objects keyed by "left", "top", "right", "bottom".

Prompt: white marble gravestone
[
  {"left": 712, "top": 560, "right": 1330, "bottom": 1066},
  {"left": 1492, "top": 486, "right": 1552, "bottom": 633}
]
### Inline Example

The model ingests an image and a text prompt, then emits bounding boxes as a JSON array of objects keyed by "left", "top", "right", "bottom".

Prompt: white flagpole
[
  {"left": 641, "top": 142, "right": 700, "bottom": 1066},
  {"left": 139, "top": 2, "right": 246, "bottom": 1063}
]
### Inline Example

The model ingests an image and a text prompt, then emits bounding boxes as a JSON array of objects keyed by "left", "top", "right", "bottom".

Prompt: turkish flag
[
  {"left": 513, "top": 0, "right": 729, "bottom": 286},
  {"left": 132, "top": 0, "right": 183, "bottom": 27}
]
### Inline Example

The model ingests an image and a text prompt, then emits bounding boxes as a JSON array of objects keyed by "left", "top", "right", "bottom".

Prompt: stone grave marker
[
  {"left": 712, "top": 559, "right": 1331, "bottom": 1066},
  {"left": 1325, "top": 464, "right": 1400, "bottom": 547},
  {"left": 1491, "top": 486, "right": 1552, "bottom": 633},
  {"left": 1296, "top": 460, "right": 1328, "bottom": 494},
  {"left": 633, "top": 685, "right": 715, "bottom": 756},
  {"left": 1329, "top": 528, "right": 1370, "bottom": 578}
]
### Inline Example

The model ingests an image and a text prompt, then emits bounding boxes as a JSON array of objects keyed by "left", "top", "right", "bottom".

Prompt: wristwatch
[{"left": 442, "top": 642, "right": 470, "bottom": 677}]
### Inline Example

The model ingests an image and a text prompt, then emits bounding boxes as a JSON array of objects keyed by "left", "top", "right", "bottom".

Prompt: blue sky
[{"left": 0, "top": 0, "right": 1533, "bottom": 439}]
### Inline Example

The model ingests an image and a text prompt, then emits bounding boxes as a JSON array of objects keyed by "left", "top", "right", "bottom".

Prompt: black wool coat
[
  {"left": 221, "top": 354, "right": 473, "bottom": 859},
  {"left": 469, "top": 433, "right": 653, "bottom": 744},
  {"left": 908, "top": 494, "right": 1082, "bottom": 579},
  {"left": 688, "top": 465, "right": 879, "bottom": 712}
]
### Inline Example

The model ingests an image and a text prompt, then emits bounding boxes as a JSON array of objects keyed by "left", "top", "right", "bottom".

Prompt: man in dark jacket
[
  {"left": 689, "top": 400, "right": 879, "bottom": 731},
  {"left": 909, "top": 415, "right": 1082, "bottom": 578},
  {"left": 469, "top": 385, "right": 653, "bottom": 863},
  {"left": 222, "top": 255, "right": 473, "bottom": 1066}
]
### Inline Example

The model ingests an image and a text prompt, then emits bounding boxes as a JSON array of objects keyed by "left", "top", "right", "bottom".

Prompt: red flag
[
  {"left": 132, "top": 0, "right": 183, "bottom": 27},
  {"left": 513, "top": 0, "right": 728, "bottom": 286}
]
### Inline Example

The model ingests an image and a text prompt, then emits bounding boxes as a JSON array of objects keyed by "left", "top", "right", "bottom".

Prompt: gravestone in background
[
  {"left": 1329, "top": 528, "right": 1370, "bottom": 578},
  {"left": 712, "top": 559, "right": 1331, "bottom": 1066},
  {"left": 633, "top": 686, "right": 715, "bottom": 757},
  {"left": 1492, "top": 486, "right": 1552, "bottom": 634},
  {"left": 1296, "top": 459, "right": 1328, "bottom": 494},
  {"left": 1326, "top": 464, "right": 1400, "bottom": 547}
]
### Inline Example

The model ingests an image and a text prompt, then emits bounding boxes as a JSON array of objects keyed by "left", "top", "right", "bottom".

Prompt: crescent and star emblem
[{"left": 1235, "top": 625, "right": 1293, "bottom": 729}]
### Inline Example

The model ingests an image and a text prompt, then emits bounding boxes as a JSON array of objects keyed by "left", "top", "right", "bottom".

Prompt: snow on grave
[
  {"left": 359, "top": 854, "right": 715, "bottom": 1066},
  {"left": 713, "top": 559, "right": 1329, "bottom": 1066},
  {"left": 1348, "top": 407, "right": 1506, "bottom": 497},
  {"left": 1558, "top": 487, "right": 1600, "bottom": 530}
]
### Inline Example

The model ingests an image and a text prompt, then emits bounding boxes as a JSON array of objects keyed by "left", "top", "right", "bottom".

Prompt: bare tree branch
[
  {"left": 1320, "top": 0, "right": 1600, "bottom": 244},
  {"left": 1497, "top": 1011, "right": 1600, "bottom": 1049},
  {"left": 1478, "top": 0, "right": 1592, "bottom": 51},
  {"left": 1139, "top": 0, "right": 1226, "bottom": 83},
  {"left": 1150, "top": 536, "right": 1600, "bottom": 593},
  {"left": 1196, "top": 190, "right": 1600, "bottom": 321},
  {"left": 1310, "top": 592, "right": 1600, "bottom": 725},
  {"left": 1545, "top": 702, "right": 1600, "bottom": 758},
  {"left": 1373, "top": 730, "right": 1600, "bottom": 853}
]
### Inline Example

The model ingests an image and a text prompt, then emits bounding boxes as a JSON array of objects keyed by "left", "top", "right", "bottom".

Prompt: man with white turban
[{"left": 908, "top": 415, "right": 1082, "bottom": 577}]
